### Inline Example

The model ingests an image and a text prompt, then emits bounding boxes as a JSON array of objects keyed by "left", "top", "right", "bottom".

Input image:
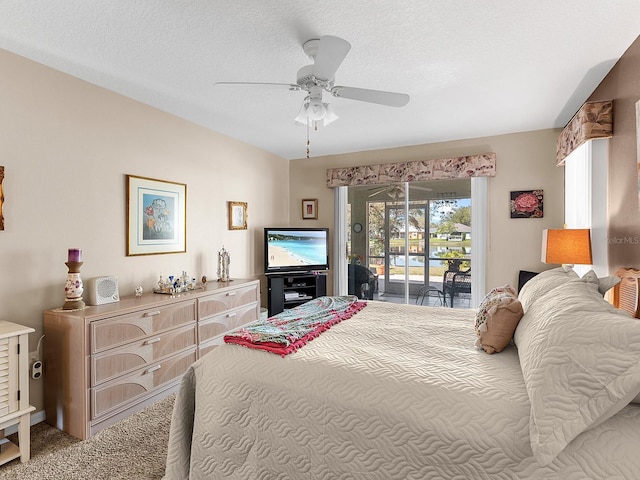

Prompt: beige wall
[
  {"left": 289, "top": 129, "right": 564, "bottom": 294},
  {"left": 0, "top": 48, "right": 290, "bottom": 412},
  {"left": 587, "top": 35, "right": 640, "bottom": 270}
]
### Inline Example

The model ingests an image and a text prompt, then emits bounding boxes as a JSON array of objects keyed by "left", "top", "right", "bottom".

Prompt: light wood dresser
[
  {"left": 0, "top": 320, "right": 35, "bottom": 466},
  {"left": 43, "top": 278, "right": 259, "bottom": 440}
]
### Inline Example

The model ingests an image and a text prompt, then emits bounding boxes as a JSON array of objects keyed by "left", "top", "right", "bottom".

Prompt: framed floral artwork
[
  {"left": 302, "top": 199, "right": 318, "bottom": 220},
  {"left": 510, "top": 190, "right": 543, "bottom": 219},
  {"left": 126, "top": 174, "right": 187, "bottom": 255}
]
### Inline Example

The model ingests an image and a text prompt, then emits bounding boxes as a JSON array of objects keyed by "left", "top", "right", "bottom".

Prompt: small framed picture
[
  {"left": 302, "top": 199, "right": 318, "bottom": 220},
  {"left": 126, "top": 174, "right": 187, "bottom": 256},
  {"left": 510, "top": 190, "right": 543, "bottom": 219},
  {"left": 228, "top": 201, "right": 247, "bottom": 230}
]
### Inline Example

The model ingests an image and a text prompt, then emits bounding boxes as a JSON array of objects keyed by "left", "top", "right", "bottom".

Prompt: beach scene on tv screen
[{"left": 267, "top": 231, "right": 327, "bottom": 268}]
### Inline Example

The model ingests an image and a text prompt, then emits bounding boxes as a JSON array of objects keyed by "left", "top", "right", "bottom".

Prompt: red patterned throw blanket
[{"left": 224, "top": 295, "right": 366, "bottom": 356}]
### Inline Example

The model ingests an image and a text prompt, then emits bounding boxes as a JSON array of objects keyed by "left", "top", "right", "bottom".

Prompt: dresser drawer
[
  {"left": 198, "top": 284, "right": 259, "bottom": 319},
  {"left": 92, "top": 324, "right": 197, "bottom": 386},
  {"left": 198, "top": 303, "right": 258, "bottom": 344},
  {"left": 91, "top": 300, "right": 196, "bottom": 353},
  {"left": 91, "top": 348, "right": 196, "bottom": 420}
]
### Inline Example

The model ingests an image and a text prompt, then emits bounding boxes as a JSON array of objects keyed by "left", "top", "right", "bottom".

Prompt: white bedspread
[{"left": 164, "top": 301, "right": 640, "bottom": 479}]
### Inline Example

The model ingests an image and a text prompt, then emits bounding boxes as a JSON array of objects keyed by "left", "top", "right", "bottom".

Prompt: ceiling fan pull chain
[{"left": 306, "top": 120, "right": 310, "bottom": 158}]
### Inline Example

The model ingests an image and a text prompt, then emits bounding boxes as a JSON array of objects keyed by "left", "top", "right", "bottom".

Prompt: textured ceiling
[{"left": 0, "top": 1, "right": 638, "bottom": 160}]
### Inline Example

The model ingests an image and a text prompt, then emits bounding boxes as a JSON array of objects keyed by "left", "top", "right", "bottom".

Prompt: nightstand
[{"left": 0, "top": 320, "right": 35, "bottom": 466}]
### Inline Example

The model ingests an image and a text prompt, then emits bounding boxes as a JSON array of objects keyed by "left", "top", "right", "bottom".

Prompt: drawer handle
[
  {"left": 226, "top": 292, "right": 237, "bottom": 297},
  {"left": 144, "top": 311, "right": 161, "bottom": 317},
  {"left": 144, "top": 337, "right": 161, "bottom": 345},
  {"left": 145, "top": 365, "right": 162, "bottom": 374},
  {"left": 226, "top": 312, "right": 237, "bottom": 318}
]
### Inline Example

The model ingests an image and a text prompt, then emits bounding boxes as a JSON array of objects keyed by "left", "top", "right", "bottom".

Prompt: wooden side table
[{"left": 0, "top": 320, "right": 35, "bottom": 466}]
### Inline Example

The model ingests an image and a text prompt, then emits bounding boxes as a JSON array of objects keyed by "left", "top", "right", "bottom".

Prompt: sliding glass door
[
  {"left": 368, "top": 200, "right": 429, "bottom": 297},
  {"left": 345, "top": 179, "right": 474, "bottom": 307}
]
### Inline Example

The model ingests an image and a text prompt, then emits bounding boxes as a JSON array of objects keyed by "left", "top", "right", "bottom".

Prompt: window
[{"left": 563, "top": 139, "right": 608, "bottom": 276}]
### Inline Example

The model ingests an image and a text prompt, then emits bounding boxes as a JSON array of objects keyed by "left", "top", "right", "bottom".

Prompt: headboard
[
  {"left": 612, "top": 267, "right": 640, "bottom": 318},
  {"left": 518, "top": 270, "right": 539, "bottom": 293}
]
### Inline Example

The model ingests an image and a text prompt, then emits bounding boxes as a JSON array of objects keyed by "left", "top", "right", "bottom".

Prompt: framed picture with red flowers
[
  {"left": 126, "top": 174, "right": 187, "bottom": 256},
  {"left": 510, "top": 190, "right": 543, "bottom": 219}
]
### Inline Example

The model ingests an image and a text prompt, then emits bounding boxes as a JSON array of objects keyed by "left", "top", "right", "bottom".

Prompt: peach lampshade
[{"left": 541, "top": 228, "right": 593, "bottom": 265}]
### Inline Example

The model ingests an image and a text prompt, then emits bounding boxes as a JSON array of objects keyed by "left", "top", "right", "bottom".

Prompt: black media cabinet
[{"left": 267, "top": 272, "right": 327, "bottom": 316}]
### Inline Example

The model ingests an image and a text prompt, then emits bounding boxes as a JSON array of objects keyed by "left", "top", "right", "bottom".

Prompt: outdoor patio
[{"left": 370, "top": 275, "right": 472, "bottom": 309}]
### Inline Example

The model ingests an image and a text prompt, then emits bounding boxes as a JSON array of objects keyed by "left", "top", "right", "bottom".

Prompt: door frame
[{"left": 335, "top": 176, "right": 486, "bottom": 308}]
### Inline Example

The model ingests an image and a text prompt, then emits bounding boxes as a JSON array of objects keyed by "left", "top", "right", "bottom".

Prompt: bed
[{"left": 164, "top": 267, "right": 640, "bottom": 479}]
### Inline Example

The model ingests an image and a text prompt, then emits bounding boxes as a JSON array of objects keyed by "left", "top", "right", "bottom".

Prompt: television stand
[{"left": 267, "top": 272, "right": 327, "bottom": 316}]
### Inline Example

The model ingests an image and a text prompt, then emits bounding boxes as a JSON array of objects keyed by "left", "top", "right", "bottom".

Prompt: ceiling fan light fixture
[
  {"left": 294, "top": 102, "right": 311, "bottom": 126},
  {"left": 294, "top": 97, "right": 336, "bottom": 127},
  {"left": 308, "top": 97, "right": 326, "bottom": 120},
  {"left": 322, "top": 103, "right": 339, "bottom": 126}
]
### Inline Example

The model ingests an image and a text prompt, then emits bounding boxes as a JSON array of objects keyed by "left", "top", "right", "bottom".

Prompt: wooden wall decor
[
  {"left": 636, "top": 100, "right": 640, "bottom": 212},
  {"left": 0, "top": 166, "right": 4, "bottom": 230},
  {"left": 326, "top": 153, "right": 496, "bottom": 188},
  {"left": 556, "top": 100, "right": 613, "bottom": 165}
]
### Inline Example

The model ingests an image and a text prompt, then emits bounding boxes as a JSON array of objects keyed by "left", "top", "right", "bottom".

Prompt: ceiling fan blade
[
  {"left": 331, "top": 86, "right": 409, "bottom": 107},
  {"left": 214, "top": 81, "right": 300, "bottom": 91},
  {"left": 369, "top": 186, "right": 392, "bottom": 198},
  {"left": 410, "top": 185, "right": 433, "bottom": 192},
  {"left": 312, "top": 36, "right": 351, "bottom": 81}
]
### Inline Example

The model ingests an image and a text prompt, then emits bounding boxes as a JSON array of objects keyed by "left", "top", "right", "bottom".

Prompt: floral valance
[
  {"left": 326, "top": 153, "right": 496, "bottom": 188},
  {"left": 556, "top": 100, "right": 613, "bottom": 165}
]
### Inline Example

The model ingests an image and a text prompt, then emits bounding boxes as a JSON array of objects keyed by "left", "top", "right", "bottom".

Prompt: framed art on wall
[
  {"left": 0, "top": 166, "right": 4, "bottom": 231},
  {"left": 510, "top": 190, "right": 543, "bottom": 219},
  {"left": 636, "top": 100, "right": 640, "bottom": 211},
  {"left": 302, "top": 199, "right": 318, "bottom": 220},
  {"left": 126, "top": 174, "right": 187, "bottom": 256},
  {"left": 228, "top": 201, "right": 247, "bottom": 230}
]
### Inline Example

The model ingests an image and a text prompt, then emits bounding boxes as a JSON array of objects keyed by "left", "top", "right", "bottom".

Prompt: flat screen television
[{"left": 264, "top": 227, "right": 330, "bottom": 274}]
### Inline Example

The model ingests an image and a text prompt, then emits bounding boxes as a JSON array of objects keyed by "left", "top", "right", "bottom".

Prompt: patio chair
[
  {"left": 442, "top": 269, "right": 471, "bottom": 307},
  {"left": 348, "top": 264, "right": 378, "bottom": 300},
  {"left": 416, "top": 285, "right": 445, "bottom": 306}
]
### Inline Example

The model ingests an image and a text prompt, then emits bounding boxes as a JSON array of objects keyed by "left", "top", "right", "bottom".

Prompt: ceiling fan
[
  {"left": 214, "top": 35, "right": 410, "bottom": 156},
  {"left": 368, "top": 184, "right": 433, "bottom": 199}
]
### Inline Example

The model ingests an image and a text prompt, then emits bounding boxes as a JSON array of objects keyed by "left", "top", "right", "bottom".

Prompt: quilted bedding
[{"left": 164, "top": 301, "right": 640, "bottom": 479}]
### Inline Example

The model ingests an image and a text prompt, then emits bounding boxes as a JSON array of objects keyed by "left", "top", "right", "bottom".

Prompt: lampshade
[{"left": 541, "top": 228, "right": 593, "bottom": 265}]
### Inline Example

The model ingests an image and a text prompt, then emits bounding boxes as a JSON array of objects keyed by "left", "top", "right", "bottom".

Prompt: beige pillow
[
  {"left": 580, "top": 269, "right": 621, "bottom": 295},
  {"left": 581, "top": 270, "right": 638, "bottom": 404},
  {"left": 475, "top": 285, "right": 524, "bottom": 354},
  {"left": 514, "top": 279, "right": 640, "bottom": 465}
]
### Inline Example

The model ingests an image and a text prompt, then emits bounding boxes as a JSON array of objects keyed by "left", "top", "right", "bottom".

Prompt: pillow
[
  {"left": 517, "top": 266, "right": 578, "bottom": 311},
  {"left": 474, "top": 285, "right": 524, "bottom": 354},
  {"left": 581, "top": 270, "right": 639, "bottom": 404},
  {"left": 580, "top": 269, "right": 621, "bottom": 296},
  {"left": 514, "top": 279, "right": 640, "bottom": 466}
]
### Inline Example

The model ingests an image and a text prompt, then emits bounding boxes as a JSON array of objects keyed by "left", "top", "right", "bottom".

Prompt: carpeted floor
[{"left": 0, "top": 394, "right": 174, "bottom": 480}]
